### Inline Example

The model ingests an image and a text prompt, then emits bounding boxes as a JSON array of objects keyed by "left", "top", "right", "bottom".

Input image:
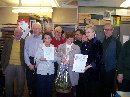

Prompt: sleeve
[
  {"left": 68, "top": 45, "right": 81, "bottom": 66},
  {"left": 34, "top": 45, "right": 43, "bottom": 65},
  {"left": 116, "top": 39, "right": 122, "bottom": 60},
  {"left": 24, "top": 38, "right": 31, "bottom": 66},
  {"left": 1, "top": 39, "right": 9, "bottom": 69},
  {"left": 90, "top": 41, "right": 103, "bottom": 69},
  {"left": 117, "top": 42, "right": 126, "bottom": 74}
]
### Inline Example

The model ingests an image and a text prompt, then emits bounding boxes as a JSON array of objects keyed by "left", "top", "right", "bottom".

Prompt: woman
[
  {"left": 56, "top": 32, "right": 81, "bottom": 97},
  {"left": 80, "top": 25, "right": 102, "bottom": 97},
  {"left": 35, "top": 32, "right": 57, "bottom": 97}
]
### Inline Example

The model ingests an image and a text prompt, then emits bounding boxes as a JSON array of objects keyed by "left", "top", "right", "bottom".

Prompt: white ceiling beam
[
  {"left": 63, "top": 0, "right": 74, "bottom": 5},
  {"left": 78, "top": 0, "right": 124, "bottom": 7}
]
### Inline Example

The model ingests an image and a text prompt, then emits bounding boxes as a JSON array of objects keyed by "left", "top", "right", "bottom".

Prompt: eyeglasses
[{"left": 104, "top": 29, "right": 113, "bottom": 32}]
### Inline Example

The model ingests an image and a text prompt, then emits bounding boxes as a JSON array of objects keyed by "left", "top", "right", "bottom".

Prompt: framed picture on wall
[
  {"left": 17, "top": 19, "right": 29, "bottom": 39},
  {"left": 30, "top": 20, "right": 36, "bottom": 29}
]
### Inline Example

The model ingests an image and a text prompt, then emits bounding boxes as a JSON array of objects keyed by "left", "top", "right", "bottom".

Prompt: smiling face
[
  {"left": 42, "top": 33, "right": 52, "bottom": 46},
  {"left": 54, "top": 26, "right": 62, "bottom": 39},
  {"left": 75, "top": 31, "right": 83, "bottom": 41},
  {"left": 14, "top": 27, "right": 22, "bottom": 40},
  {"left": 103, "top": 24, "right": 113, "bottom": 38},
  {"left": 66, "top": 38, "right": 74, "bottom": 45},
  {"left": 82, "top": 34, "right": 88, "bottom": 42},
  {"left": 32, "top": 23, "right": 41, "bottom": 36},
  {"left": 85, "top": 28, "right": 95, "bottom": 40}
]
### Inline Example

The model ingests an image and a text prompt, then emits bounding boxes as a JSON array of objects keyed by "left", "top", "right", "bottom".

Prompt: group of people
[{"left": 1, "top": 22, "right": 130, "bottom": 97}]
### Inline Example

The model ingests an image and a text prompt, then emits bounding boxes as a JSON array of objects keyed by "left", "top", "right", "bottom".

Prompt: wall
[
  {"left": 52, "top": 8, "right": 77, "bottom": 24},
  {"left": 0, "top": 7, "right": 18, "bottom": 24}
]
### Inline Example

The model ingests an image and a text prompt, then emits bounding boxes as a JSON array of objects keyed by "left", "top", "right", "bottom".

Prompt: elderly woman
[
  {"left": 56, "top": 32, "right": 81, "bottom": 97},
  {"left": 79, "top": 25, "right": 102, "bottom": 97}
]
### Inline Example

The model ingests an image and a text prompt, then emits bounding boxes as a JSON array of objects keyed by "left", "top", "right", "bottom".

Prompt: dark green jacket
[
  {"left": 1, "top": 37, "right": 25, "bottom": 71},
  {"left": 117, "top": 40, "right": 130, "bottom": 80}
]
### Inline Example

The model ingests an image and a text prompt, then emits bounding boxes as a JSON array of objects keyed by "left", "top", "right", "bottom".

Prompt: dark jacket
[
  {"left": 81, "top": 37, "right": 102, "bottom": 81},
  {"left": 117, "top": 40, "right": 130, "bottom": 80},
  {"left": 102, "top": 36, "right": 122, "bottom": 72},
  {"left": 1, "top": 37, "right": 25, "bottom": 71}
]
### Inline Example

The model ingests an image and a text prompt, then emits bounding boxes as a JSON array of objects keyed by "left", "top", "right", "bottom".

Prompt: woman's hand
[
  {"left": 39, "top": 58, "right": 47, "bottom": 61},
  {"left": 61, "top": 57, "right": 69, "bottom": 65},
  {"left": 84, "top": 64, "right": 92, "bottom": 71}
]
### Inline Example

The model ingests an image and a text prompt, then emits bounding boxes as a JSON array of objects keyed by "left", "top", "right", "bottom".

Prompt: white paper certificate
[
  {"left": 44, "top": 47, "right": 54, "bottom": 60},
  {"left": 72, "top": 54, "right": 88, "bottom": 73}
]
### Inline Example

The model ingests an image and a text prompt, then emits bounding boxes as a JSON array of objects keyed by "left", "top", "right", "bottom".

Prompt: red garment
[{"left": 52, "top": 37, "right": 65, "bottom": 47}]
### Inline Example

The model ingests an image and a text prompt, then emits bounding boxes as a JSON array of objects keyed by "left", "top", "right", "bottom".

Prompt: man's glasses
[{"left": 104, "top": 29, "right": 113, "bottom": 32}]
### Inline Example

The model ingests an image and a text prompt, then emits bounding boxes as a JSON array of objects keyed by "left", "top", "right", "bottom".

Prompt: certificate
[
  {"left": 72, "top": 54, "right": 88, "bottom": 73},
  {"left": 44, "top": 47, "right": 54, "bottom": 60}
]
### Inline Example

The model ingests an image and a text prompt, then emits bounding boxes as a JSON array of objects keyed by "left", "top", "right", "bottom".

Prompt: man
[
  {"left": 52, "top": 26, "right": 65, "bottom": 48},
  {"left": 74, "top": 29, "right": 84, "bottom": 48},
  {"left": 101, "top": 23, "right": 122, "bottom": 97},
  {"left": 1, "top": 27, "right": 25, "bottom": 97},
  {"left": 44, "top": 24, "right": 53, "bottom": 34},
  {"left": 51, "top": 26, "right": 65, "bottom": 78},
  {"left": 24, "top": 22, "right": 42, "bottom": 97},
  {"left": 117, "top": 40, "right": 130, "bottom": 92}
]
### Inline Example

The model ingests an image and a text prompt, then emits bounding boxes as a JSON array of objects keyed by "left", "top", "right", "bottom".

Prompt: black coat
[{"left": 81, "top": 37, "right": 103, "bottom": 81}]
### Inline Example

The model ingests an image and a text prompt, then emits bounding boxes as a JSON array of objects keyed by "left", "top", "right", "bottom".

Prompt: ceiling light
[{"left": 120, "top": 0, "right": 130, "bottom": 8}]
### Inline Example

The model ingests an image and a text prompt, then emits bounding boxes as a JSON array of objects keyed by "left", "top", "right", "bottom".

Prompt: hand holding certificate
[{"left": 72, "top": 54, "right": 88, "bottom": 73}]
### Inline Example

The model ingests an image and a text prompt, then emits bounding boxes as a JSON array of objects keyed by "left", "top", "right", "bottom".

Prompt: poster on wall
[{"left": 17, "top": 20, "right": 30, "bottom": 39}]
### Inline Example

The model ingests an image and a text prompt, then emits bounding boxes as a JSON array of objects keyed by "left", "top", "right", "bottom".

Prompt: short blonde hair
[
  {"left": 85, "top": 24, "right": 96, "bottom": 32},
  {"left": 54, "top": 26, "right": 62, "bottom": 33}
]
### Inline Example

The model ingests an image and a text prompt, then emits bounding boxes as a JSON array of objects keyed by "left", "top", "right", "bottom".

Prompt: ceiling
[{"left": 0, "top": 0, "right": 126, "bottom": 8}]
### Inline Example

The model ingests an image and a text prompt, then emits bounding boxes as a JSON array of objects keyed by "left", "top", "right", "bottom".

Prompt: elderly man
[
  {"left": 52, "top": 26, "right": 65, "bottom": 48},
  {"left": 44, "top": 24, "right": 53, "bottom": 33},
  {"left": 24, "top": 22, "right": 42, "bottom": 97},
  {"left": 1, "top": 27, "right": 25, "bottom": 97},
  {"left": 100, "top": 23, "right": 122, "bottom": 97},
  {"left": 51, "top": 26, "right": 65, "bottom": 78}
]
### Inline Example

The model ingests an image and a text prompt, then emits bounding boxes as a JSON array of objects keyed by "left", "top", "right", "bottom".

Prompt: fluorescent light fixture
[
  {"left": 12, "top": 7, "right": 53, "bottom": 13},
  {"left": 50, "top": 0, "right": 59, "bottom": 7},
  {"left": 11, "top": 0, "right": 59, "bottom": 7},
  {"left": 120, "top": 0, "right": 130, "bottom": 8}
]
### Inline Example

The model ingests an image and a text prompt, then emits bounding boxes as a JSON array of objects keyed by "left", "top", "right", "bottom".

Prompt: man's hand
[
  {"left": 29, "top": 64, "right": 35, "bottom": 70},
  {"left": 117, "top": 74, "right": 123, "bottom": 83}
]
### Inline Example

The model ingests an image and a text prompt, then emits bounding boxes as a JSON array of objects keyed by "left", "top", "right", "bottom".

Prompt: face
[
  {"left": 82, "top": 35, "right": 88, "bottom": 42},
  {"left": 43, "top": 35, "right": 52, "bottom": 45},
  {"left": 32, "top": 24, "right": 41, "bottom": 36},
  {"left": 75, "top": 31, "right": 82, "bottom": 41},
  {"left": 85, "top": 28, "right": 95, "bottom": 40},
  {"left": 14, "top": 28, "right": 22, "bottom": 40},
  {"left": 45, "top": 27, "right": 52, "bottom": 33},
  {"left": 104, "top": 24, "right": 113, "bottom": 38},
  {"left": 55, "top": 30, "right": 62, "bottom": 39},
  {"left": 66, "top": 38, "right": 74, "bottom": 45}
]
